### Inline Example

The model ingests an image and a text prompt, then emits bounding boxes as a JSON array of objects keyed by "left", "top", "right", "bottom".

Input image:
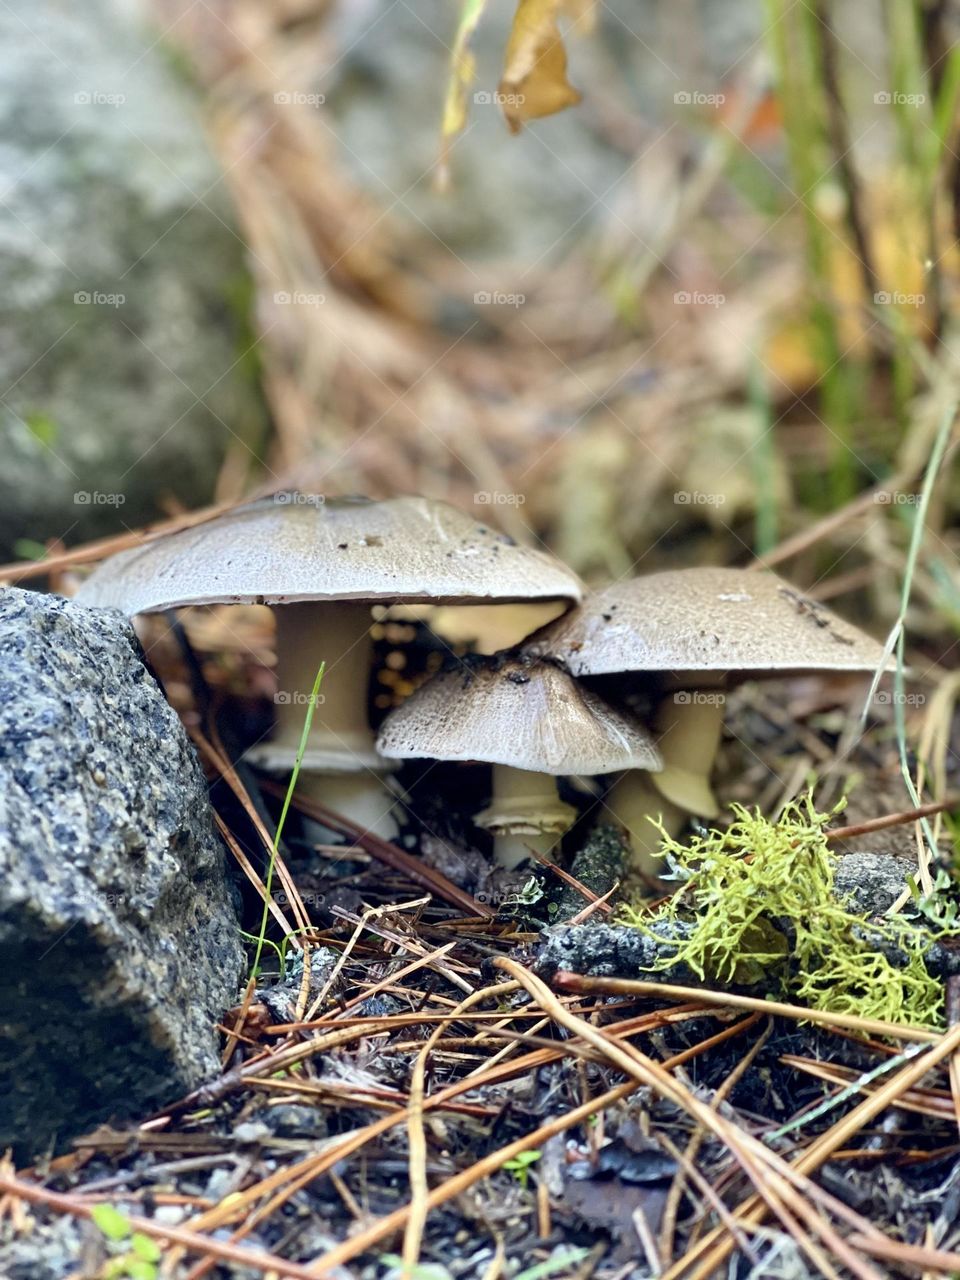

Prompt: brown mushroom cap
[
  {"left": 527, "top": 567, "right": 890, "bottom": 677},
  {"left": 376, "top": 655, "right": 663, "bottom": 775},
  {"left": 74, "top": 494, "right": 583, "bottom": 613}
]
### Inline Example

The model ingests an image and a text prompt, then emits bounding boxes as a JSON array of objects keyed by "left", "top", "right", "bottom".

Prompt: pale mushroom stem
[
  {"left": 477, "top": 765, "right": 576, "bottom": 871},
  {"left": 607, "top": 685, "right": 724, "bottom": 875},
  {"left": 650, "top": 689, "right": 724, "bottom": 816},
  {"left": 604, "top": 770, "right": 688, "bottom": 877},
  {"left": 272, "top": 601, "right": 398, "bottom": 839}
]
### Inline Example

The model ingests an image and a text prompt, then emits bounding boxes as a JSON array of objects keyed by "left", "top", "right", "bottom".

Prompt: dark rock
[
  {"left": 0, "top": 0, "right": 268, "bottom": 556},
  {"left": 532, "top": 920, "right": 698, "bottom": 984},
  {"left": 260, "top": 1104, "right": 328, "bottom": 1139},
  {"left": 833, "top": 850, "right": 913, "bottom": 915},
  {"left": 0, "top": 1214, "right": 97, "bottom": 1280},
  {"left": 256, "top": 948, "right": 340, "bottom": 1024},
  {"left": 552, "top": 823, "right": 629, "bottom": 921},
  {"left": 0, "top": 587, "right": 243, "bottom": 1159}
]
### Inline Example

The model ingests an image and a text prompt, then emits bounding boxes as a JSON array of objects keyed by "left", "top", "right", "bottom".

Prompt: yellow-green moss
[{"left": 620, "top": 794, "right": 952, "bottom": 1029}]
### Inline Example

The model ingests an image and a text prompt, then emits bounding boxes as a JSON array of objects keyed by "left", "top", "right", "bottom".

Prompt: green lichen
[{"left": 620, "top": 794, "right": 953, "bottom": 1029}]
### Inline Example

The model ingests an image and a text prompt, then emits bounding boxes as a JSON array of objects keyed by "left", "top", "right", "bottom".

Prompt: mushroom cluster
[
  {"left": 75, "top": 494, "right": 582, "bottom": 838},
  {"left": 377, "top": 651, "right": 661, "bottom": 868},
  {"left": 75, "top": 493, "right": 889, "bottom": 877},
  {"left": 524, "top": 567, "right": 890, "bottom": 869}
]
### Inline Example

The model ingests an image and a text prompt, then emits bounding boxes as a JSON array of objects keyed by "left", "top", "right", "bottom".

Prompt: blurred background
[{"left": 2, "top": 0, "right": 959, "bottom": 636}]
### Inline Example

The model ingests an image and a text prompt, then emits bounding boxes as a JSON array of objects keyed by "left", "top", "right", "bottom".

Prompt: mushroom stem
[
  {"left": 604, "top": 770, "right": 688, "bottom": 877},
  {"left": 650, "top": 689, "right": 723, "bottom": 817},
  {"left": 292, "top": 769, "right": 399, "bottom": 840},
  {"left": 604, "top": 685, "right": 724, "bottom": 876},
  {"left": 273, "top": 601, "right": 378, "bottom": 760},
  {"left": 257, "top": 601, "right": 397, "bottom": 838},
  {"left": 474, "top": 765, "right": 576, "bottom": 870}
]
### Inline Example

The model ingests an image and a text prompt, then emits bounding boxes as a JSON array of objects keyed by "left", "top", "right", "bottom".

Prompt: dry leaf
[
  {"left": 437, "top": 0, "right": 489, "bottom": 189},
  {"left": 498, "top": 0, "right": 583, "bottom": 135}
]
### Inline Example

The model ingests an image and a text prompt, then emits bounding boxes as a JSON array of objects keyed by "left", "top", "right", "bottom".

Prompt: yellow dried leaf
[
  {"left": 498, "top": 0, "right": 582, "bottom": 135},
  {"left": 437, "top": 0, "right": 489, "bottom": 189}
]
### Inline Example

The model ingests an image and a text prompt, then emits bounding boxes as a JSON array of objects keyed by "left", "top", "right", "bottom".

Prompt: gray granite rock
[
  {"left": 0, "top": 587, "right": 243, "bottom": 1159},
  {"left": 0, "top": 0, "right": 268, "bottom": 556}
]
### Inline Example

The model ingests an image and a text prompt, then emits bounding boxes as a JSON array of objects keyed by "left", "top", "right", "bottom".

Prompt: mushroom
[
  {"left": 527, "top": 567, "right": 891, "bottom": 869},
  {"left": 75, "top": 493, "right": 583, "bottom": 838},
  {"left": 376, "top": 652, "right": 662, "bottom": 868}
]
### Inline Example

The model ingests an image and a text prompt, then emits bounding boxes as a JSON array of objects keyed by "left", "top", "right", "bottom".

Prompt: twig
[
  {"left": 825, "top": 795, "right": 960, "bottom": 843},
  {"left": 258, "top": 777, "right": 493, "bottom": 918},
  {"left": 0, "top": 1172, "right": 324, "bottom": 1280},
  {"left": 666, "top": 1020, "right": 960, "bottom": 1278},
  {"left": 552, "top": 974, "right": 940, "bottom": 1042}
]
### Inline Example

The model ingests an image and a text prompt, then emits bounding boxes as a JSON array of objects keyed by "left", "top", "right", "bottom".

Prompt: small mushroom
[
  {"left": 376, "top": 652, "right": 662, "bottom": 868},
  {"left": 75, "top": 494, "right": 582, "bottom": 838},
  {"left": 528, "top": 567, "right": 891, "bottom": 869}
]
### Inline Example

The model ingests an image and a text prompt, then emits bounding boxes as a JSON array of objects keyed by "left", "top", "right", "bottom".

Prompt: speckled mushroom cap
[
  {"left": 74, "top": 494, "right": 584, "bottom": 614},
  {"left": 526, "top": 567, "right": 889, "bottom": 676},
  {"left": 376, "top": 654, "right": 663, "bottom": 775}
]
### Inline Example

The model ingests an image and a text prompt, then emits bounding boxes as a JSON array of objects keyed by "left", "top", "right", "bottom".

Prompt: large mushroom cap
[
  {"left": 74, "top": 494, "right": 583, "bottom": 613},
  {"left": 376, "top": 654, "right": 663, "bottom": 775},
  {"left": 528, "top": 567, "right": 890, "bottom": 676}
]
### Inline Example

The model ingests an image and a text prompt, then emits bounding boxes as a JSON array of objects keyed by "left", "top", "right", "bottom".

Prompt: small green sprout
[
  {"left": 91, "top": 1204, "right": 161, "bottom": 1280},
  {"left": 503, "top": 1149, "right": 541, "bottom": 1189},
  {"left": 250, "top": 662, "right": 325, "bottom": 979},
  {"left": 621, "top": 793, "right": 957, "bottom": 1029},
  {"left": 379, "top": 1257, "right": 453, "bottom": 1280},
  {"left": 513, "top": 1248, "right": 592, "bottom": 1280}
]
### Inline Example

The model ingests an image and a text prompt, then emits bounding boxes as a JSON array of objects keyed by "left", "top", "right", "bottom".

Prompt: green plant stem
[
  {"left": 862, "top": 399, "right": 956, "bottom": 864},
  {"left": 251, "top": 662, "right": 325, "bottom": 977}
]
